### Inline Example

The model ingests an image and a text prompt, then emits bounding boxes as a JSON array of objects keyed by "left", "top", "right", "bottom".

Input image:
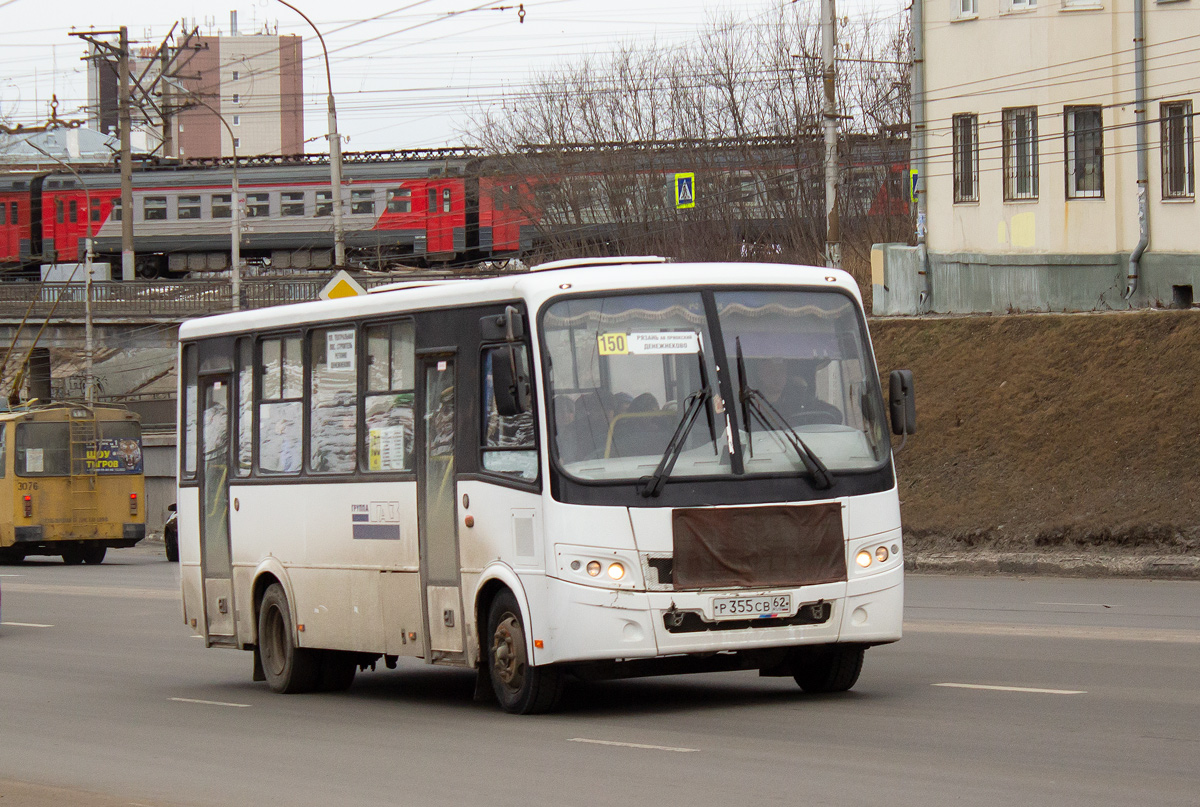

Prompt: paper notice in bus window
[
  {"left": 369, "top": 426, "right": 407, "bottom": 471},
  {"left": 26, "top": 448, "right": 43, "bottom": 473},
  {"left": 327, "top": 329, "right": 355, "bottom": 373},
  {"left": 599, "top": 332, "right": 700, "bottom": 356}
]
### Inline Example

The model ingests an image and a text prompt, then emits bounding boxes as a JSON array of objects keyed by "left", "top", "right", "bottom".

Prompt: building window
[
  {"left": 211, "top": 194, "right": 232, "bottom": 219},
  {"left": 232, "top": 93, "right": 240, "bottom": 104},
  {"left": 351, "top": 189, "right": 375, "bottom": 215},
  {"left": 1003, "top": 106, "right": 1039, "bottom": 201},
  {"left": 957, "top": 0, "right": 978, "bottom": 16},
  {"left": 953, "top": 114, "right": 979, "bottom": 203},
  {"left": 1065, "top": 106, "right": 1104, "bottom": 199},
  {"left": 178, "top": 195, "right": 202, "bottom": 220},
  {"left": 232, "top": 70, "right": 239, "bottom": 81},
  {"left": 1161, "top": 100, "right": 1194, "bottom": 199},
  {"left": 1010, "top": 0, "right": 1037, "bottom": 8},
  {"left": 281, "top": 191, "right": 306, "bottom": 216},
  {"left": 143, "top": 196, "right": 168, "bottom": 221},
  {"left": 233, "top": 137, "right": 241, "bottom": 149},
  {"left": 442, "top": 188, "right": 452, "bottom": 213},
  {"left": 386, "top": 187, "right": 411, "bottom": 213},
  {"left": 316, "top": 190, "right": 333, "bottom": 217},
  {"left": 232, "top": 115, "right": 240, "bottom": 126},
  {"left": 245, "top": 192, "right": 270, "bottom": 218}
]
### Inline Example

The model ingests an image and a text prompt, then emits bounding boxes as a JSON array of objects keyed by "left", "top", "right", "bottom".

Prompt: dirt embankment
[{"left": 869, "top": 309, "right": 1200, "bottom": 555}]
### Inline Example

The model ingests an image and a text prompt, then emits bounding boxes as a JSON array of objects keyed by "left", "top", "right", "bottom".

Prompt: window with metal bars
[
  {"left": 1065, "top": 106, "right": 1104, "bottom": 199},
  {"left": 1161, "top": 100, "right": 1194, "bottom": 199},
  {"left": 1003, "top": 107, "right": 1039, "bottom": 201},
  {"left": 953, "top": 114, "right": 979, "bottom": 203}
]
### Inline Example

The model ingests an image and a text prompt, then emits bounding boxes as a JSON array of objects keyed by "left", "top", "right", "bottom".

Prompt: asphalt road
[{"left": 1, "top": 544, "right": 1197, "bottom": 807}]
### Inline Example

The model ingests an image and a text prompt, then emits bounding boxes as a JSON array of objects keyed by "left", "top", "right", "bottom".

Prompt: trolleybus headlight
[
  {"left": 875, "top": 545, "right": 889, "bottom": 563},
  {"left": 586, "top": 561, "right": 602, "bottom": 577},
  {"left": 607, "top": 562, "right": 625, "bottom": 580},
  {"left": 855, "top": 550, "right": 872, "bottom": 568}
]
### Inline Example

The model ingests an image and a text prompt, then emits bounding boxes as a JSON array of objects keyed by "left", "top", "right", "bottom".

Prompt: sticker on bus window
[
  {"left": 326, "top": 329, "right": 355, "bottom": 373},
  {"left": 600, "top": 331, "right": 700, "bottom": 356},
  {"left": 369, "top": 426, "right": 407, "bottom": 471},
  {"left": 25, "top": 448, "right": 43, "bottom": 473}
]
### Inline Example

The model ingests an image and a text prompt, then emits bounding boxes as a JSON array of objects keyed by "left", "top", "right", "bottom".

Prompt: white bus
[{"left": 176, "top": 257, "right": 915, "bottom": 714}]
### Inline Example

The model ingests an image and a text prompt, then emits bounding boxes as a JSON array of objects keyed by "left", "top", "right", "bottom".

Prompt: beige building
[{"left": 875, "top": 1, "right": 1198, "bottom": 313}]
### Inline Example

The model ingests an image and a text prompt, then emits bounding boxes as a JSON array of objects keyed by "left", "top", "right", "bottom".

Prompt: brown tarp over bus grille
[{"left": 671, "top": 503, "right": 846, "bottom": 589}]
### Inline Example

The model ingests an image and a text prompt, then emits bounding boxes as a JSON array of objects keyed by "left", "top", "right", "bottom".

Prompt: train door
[
  {"left": 417, "top": 353, "right": 466, "bottom": 661},
  {"left": 426, "top": 183, "right": 455, "bottom": 255}
]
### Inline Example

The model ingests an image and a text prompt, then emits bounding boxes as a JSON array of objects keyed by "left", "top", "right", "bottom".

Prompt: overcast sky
[{"left": 0, "top": 0, "right": 905, "bottom": 151}]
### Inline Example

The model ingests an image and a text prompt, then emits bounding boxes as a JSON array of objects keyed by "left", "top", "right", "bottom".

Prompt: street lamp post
[
  {"left": 277, "top": 0, "right": 346, "bottom": 268},
  {"left": 164, "top": 79, "right": 242, "bottom": 310}
]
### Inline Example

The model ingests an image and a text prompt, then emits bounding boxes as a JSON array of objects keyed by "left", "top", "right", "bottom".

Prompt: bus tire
[
  {"left": 258, "top": 583, "right": 321, "bottom": 693},
  {"left": 486, "top": 590, "right": 562, "bottom": 714},
  {"left": 82, "top": 547, "right": 107, "bottom": 565},
  {"left": 62, "top": 548, "right": 85, "bottom": 565},
  {"left": 792, "top": 644, "right": 865, "bottom": 693},
  {"left": 318, "top": 651, "right": 358, "bottom": 692}
]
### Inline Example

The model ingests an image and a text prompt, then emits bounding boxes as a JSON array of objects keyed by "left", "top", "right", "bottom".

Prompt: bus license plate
[{"left": 711, "top": 594, "right": 792, "bottom": 620}]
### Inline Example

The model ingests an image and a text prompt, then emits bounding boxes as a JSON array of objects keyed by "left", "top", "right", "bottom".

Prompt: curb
[{"left": 905, "top": 551, "right": 1200, "bottom": 579}]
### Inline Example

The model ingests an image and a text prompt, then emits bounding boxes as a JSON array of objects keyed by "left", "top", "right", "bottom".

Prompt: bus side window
[
  {"left": 480, "top": 346, "right": 537, "bottom": 481},
  {"left": 363, "top": 321, "right": 415, "bottom": 472},
  {"left": 235, "top": 338, "right": 253, "bottom": 477},
  {"left": 182, "top": 344, "right": 198, "bottom": 479},
  {"left": 309, "top": 326, "right": 357, "bottom": 473},
  {"left": 257, "top": 335, "right": 303, "bottom": 475}
]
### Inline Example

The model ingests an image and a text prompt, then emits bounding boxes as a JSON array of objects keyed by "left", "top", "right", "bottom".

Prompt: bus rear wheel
[
  {"left": 486, "top": 590, "right": 563, "bottom": 714},
  {"left": 61, "top": 548, "right": 85, "bottom": 565},
  {"left": 82, "top": 547, "right": 107, "bottom": 565},
  {"left": 258, "top": 583, "right": 321, "bottom": 693},
  {"left": 792, "top": 644, "right": 865, "bottom": 693}
]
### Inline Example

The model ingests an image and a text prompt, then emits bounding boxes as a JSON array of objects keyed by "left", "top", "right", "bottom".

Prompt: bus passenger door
[
  {"left": 418, "top": 356, "right": 465, "bottom": 660},
  {"left": 198, "top": 375, "right": 236, "bottom": 646}
]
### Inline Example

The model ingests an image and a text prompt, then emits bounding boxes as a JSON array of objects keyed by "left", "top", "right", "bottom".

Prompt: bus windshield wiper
[
  {"left": 735, "top": 338, "right": 833, "bottom": 490},
  {"left": 640, "top": 335, "right": 719, "bottom": 498}
]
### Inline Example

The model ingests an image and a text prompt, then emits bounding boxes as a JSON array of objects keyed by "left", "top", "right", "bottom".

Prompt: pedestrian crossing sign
[{"left": 675, "top": 173, "right": 695, "bottom": 209}]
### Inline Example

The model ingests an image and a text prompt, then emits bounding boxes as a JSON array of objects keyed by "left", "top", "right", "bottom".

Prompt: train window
[
  {"left": 178, "top": 196, "right": 202, "bottom": 220},
  {"left": 386, "top": 188, "right": 411, "bottom": 213},
  {"left": 245, "top": 193, "right": 270, "bottom": 218},
  {"left": 211, "top": 194, "right": 232, "bottom": 219},
  {"left": 363, "top": 320, "right": 415, "bottom": 472},
  {"left": 351, "top": 189, "right": 374, "bottom": 215},
  {"left": 144, "top": 197, "right": 168, "bottom": 221},
  {"left": 442, "top": 188, "right": 452, "bottom": 213},
  {"left": 90, "top": 199, "right": 100, "bottom": 222},
  {"left": 111, "top": 198, "right": 121, "bottom": 222},
  {"left": 69, "top": 200, "right": 78, "bottom": 223},
  {"left": 10, "top": 201, "right": 18, "bottom": 225},
  {"left": 428, "top": 188, "right": 437, "bottom": 212},
  {"left": 56, "top": 200, "right": 64, "bottom": 224},
  {"left": 281, "top": 192, "right": 305, "bottom": 216},
  {"left": 316, "top": 190, "right": 333, "bottom": 217}
]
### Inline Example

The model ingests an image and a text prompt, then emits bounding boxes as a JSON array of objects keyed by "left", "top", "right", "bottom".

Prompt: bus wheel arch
[
  {"left": 256, "top": 580, "right": 321, "bottom": 693},
  {"left": 474, "top": 573, "right": 563, "bottom": 714}
]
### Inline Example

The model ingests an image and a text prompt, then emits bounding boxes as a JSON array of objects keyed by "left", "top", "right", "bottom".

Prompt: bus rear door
[{"left": 198, "top": 375, "right": 236, "bottom": 646}]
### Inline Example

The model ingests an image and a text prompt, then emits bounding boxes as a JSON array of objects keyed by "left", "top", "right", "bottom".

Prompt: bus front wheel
[
  {"left": 792, "top": 644, "right": 865, "bottom": 693},
  {"left": 486, "top": 590, "right": 563, "bottom": 714},
  {"left": 258, "top": 583, "right": 321, "bottom": 693}
]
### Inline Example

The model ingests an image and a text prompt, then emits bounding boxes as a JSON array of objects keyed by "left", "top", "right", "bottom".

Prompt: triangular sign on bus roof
[{"left": 319, "top": 269, "right": 367, "bottom": 301}]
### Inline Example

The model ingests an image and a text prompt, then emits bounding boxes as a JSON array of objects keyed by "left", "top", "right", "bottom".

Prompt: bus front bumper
[{"left": 535, "top": 564, "right": 903, "bottom": 666}]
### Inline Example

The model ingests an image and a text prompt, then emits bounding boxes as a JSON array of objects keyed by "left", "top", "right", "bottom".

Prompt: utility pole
[
  {"left": 821, "top": 0, "right": 841, "bottom": 270},
  {"left": 117, "top": 27, "right": 134, "bottom": 281}
]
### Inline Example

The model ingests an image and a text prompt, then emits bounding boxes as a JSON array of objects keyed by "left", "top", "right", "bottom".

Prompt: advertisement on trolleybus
[{"left": 175, "top": 257, "right": 915, "bottom": 713}]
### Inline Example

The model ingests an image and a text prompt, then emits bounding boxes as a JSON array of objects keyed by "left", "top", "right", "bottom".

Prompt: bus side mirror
[
  {"left": 889, "top": 370, "right": 916, "bottom": 436},
  {"left": 167, "top": 503, "right": 177, "bottom": 512},
  {"left": 492, "top": 348, "right": 531, "bottom": 417}
]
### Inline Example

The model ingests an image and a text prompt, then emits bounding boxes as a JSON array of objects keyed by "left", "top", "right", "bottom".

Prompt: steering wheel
[{"left": 786, "top": 408, "right": 842, "bottom": 426}]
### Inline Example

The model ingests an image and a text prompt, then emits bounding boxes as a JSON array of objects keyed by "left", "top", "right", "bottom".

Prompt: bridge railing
[{"left": 0, "top": 278, "right": 410, "bottom": 319}]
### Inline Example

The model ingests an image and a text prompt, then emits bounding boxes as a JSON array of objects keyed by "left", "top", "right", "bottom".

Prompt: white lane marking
[
  {"left": 1034, "top": 602, "right": 1115, "bottom": 608},
  {"left": 0, "top": 573, "right": 23, "bottom": 577},
  {"left": 569, "top": 738, "right": 698, "bottom": 753},
  {"left": 906, "top": 620, "right": 1200, "bottom": 645},
  {"left": 1, "top": 621, "right": 54, "bottom": 628},
  {"left": 169, "top": 697, "right": 251, "bottom": 708},
  {"left": 934, "top": 683, "right": 1086, "bottom": 695}
]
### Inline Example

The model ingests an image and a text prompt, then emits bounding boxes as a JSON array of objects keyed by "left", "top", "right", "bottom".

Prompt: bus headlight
[
  {"left": 586, "top": 561, "right": 602, "bottom": 577},
  {"left": 855, "top": 550, "right": 872, "bottom": 568},
  {"left": 875, "top": 545, "right": 889, "bottom": 563},
  {"left": 607, "top": 562, "right": 625, "bottom": 580}
]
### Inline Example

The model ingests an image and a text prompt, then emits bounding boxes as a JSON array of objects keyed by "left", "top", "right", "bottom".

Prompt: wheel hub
[{"left": 492, "top": 614, "right": 525, "bottom": 690}]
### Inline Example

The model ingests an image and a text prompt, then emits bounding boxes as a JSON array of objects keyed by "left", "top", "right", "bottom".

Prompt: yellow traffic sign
[
  {"left": 319, "top": 269, "right": 367, "bottom": 300},
  {"left": 675, "top": 173, "right": 695, "bottom": 209}
]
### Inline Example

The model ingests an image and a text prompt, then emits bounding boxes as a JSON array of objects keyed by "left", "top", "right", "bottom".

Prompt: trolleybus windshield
[{"left": 543, "top": 288, "right": 889, "bottom": 483}]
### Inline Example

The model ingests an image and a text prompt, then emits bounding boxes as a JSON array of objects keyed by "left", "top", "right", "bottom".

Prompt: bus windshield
[{"left": 542, "top": 288, "right": 889, "bottom": 483}]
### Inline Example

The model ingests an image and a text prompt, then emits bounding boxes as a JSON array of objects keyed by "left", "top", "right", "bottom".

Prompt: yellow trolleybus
[{"left": 0, "top": 403, "right": 146, "bottom": 565}]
